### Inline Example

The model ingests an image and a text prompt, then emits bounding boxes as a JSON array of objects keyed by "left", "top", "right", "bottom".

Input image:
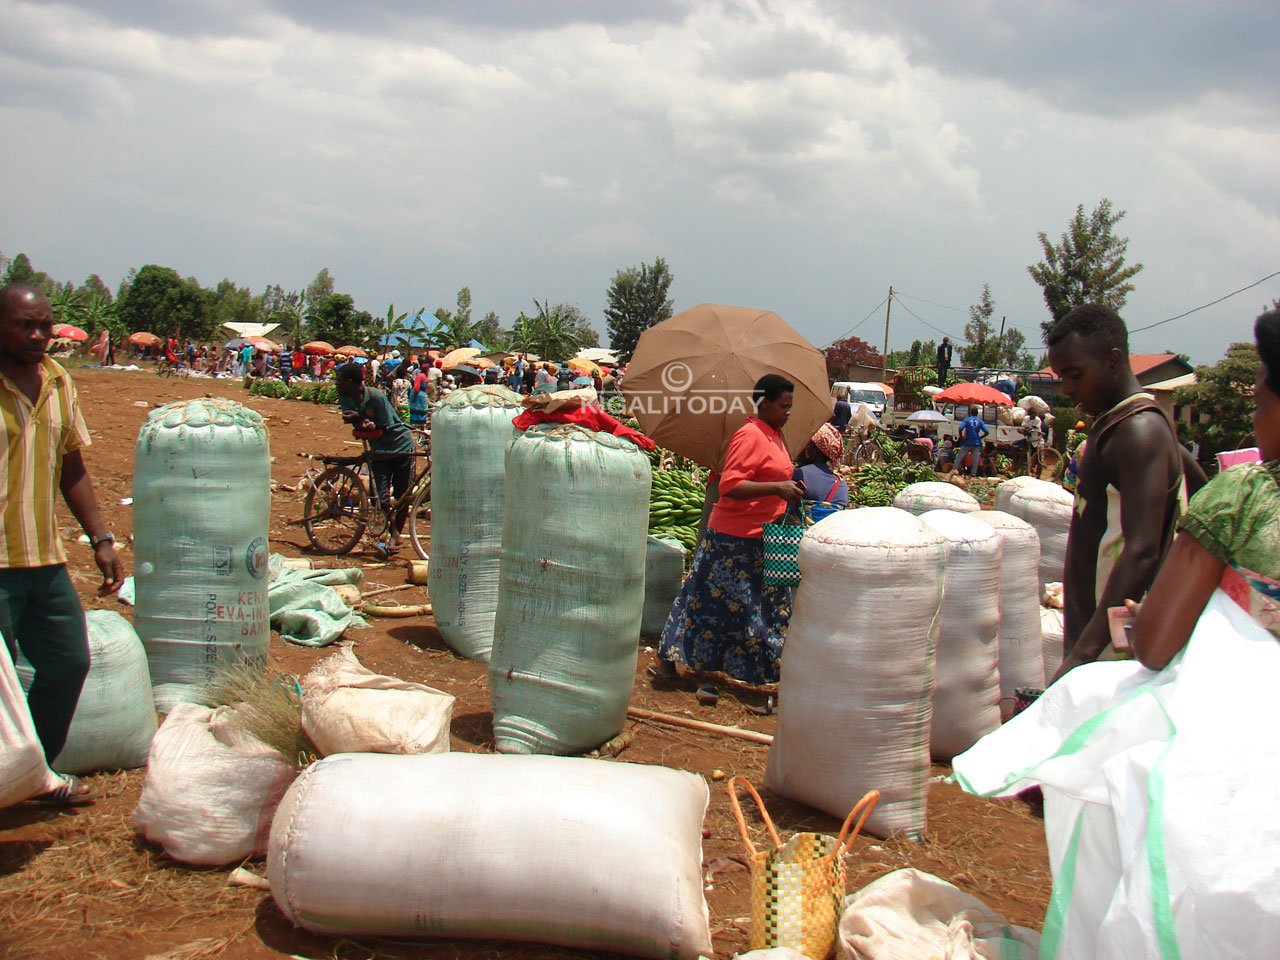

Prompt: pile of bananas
[{"left": 648, "top": 470, "right": 705, "bottom": 553}]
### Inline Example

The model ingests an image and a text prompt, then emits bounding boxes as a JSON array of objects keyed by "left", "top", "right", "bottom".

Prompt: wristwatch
[{"left": 90, "top": 532, "right": 117, "bottom": 548}]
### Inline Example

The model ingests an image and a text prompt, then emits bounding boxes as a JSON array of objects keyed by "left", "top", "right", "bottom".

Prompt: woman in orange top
[{"left": 656, "top": 374, "right": 805, "bottom": 691}]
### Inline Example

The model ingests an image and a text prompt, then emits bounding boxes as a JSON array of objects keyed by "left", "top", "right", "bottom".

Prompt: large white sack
[
  {"left": 17, "top": 610, "right": 157, "bottom": 774},
  {"left": 133, "top": 702, "right": 298, "bottom": 865},
  {"left": 268, "top": 752, "right": 713, "bottom": 959},
  {"left": 993, "top": 475, "right": 1041, "bottom": 514},
  {"left": 954, "top": 591, "right": 1280, "bottom": 959},
  {"left": 893, "top": 482, "right": 980, "bottom": 516},
  {"left": 971, "top": 512, "right": 1045, "bottom": 697},
  {"left": 0, "top": 638, "right": 61, "bottom": 809},
  {"left": 300, "top": 645, "right": 453, "bottom": 756},
  {"left": 766, "top": 508, "right": 944, "bottom": 840},
  {"left": 1005, "top": 480, "right": 1073, "bottom": 589},
  {"left": 918, "top": 511, "right": 1002, "bottom": 761},
  {"left": 1040, "top": 607, "right": 1064, "bottom": 680},
  {"left": 838, "top": 868, "right": 1039, "bottom": 959}
]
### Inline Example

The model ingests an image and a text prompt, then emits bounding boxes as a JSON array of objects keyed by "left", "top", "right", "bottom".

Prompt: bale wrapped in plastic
[
  {"left": 993, "top": 475, "right": 1042, "bottom": 513},
  {"left": 972, "top": 511, "right": 1046, "bottom": 697},
  {"left": 268, "top": 752, "right": 713, "bottom": 959},
  {"left": 892, "top": 481, "right": 979, "bottom": 516},
  {"left": 642, "top": 535, "right": 686, "bottom": 637},
  {"left": 488, "top": 423, "right": 651, "bottom": 755},
  {"left": 765, "top": 508, "right": 944, "bottom": 840},
  {"left": 918, "top": 510, "right": 1003, "bottom": 761},
  {"left": 133, "top": 399, "right": 271, "bottom": 711},
  {"left": 16, "top": 610, "right": 157, "bottom": 774},
  {"left": 1006, "top": 479, "right": 1074, "bottom": 589},
  {"left": 428, "top": 385, "right": 522, "bottom": 661}
]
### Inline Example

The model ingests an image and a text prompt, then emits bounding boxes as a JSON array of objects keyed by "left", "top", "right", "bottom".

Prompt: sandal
[
  {"left": 31, "top": 774, "right": 97, "bottom": 807},
  {"left": 647, "top": 660, "right": 679, "bottom": 680},
  {"left": 695, "top": 683, "right": 720, "bottom": 706}
]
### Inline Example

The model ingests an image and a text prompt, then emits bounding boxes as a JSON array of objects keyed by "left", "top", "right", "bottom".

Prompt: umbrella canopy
[
  {"left": 248, "top": 338, "right": 281, "bottom": 353},
  {"left": 567, "top": 357, "right": 601, "bottom": 376},
  {"left": 335, "top": 345, "right": 368, "bottom": 358},
  {"left": 302, "top": 340, "right": 335, "bottom": 355},
  {"left": 906, "top": 409, "right": 948, "bottom": 423},
  {"left": 576, "top": 347, "right": 620, "bottom": 364},
  {"left": 935, "top": 382, "right": 1014, "bottom": 407},
  {"left": 225, "top": 338, "right": 251, "bottom": 349},
  {"left": 439, "top": 347, "right": 482, "bottom": 368},
  {"left": 52, "top": 323, "right": 88, "bottom": 341},
  {"left": 448, "top": 364, "right": 482, "bottom": 379},
  {"left": 621, "top": 303, "right": 832, "bottom": 471},
  {"left": 128, "top": 331, "right": 162, "bottom": 347}
]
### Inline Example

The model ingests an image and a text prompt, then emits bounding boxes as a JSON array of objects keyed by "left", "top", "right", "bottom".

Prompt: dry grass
[{"left": 200, "top": 659, "right": 312, "bottom": 761}]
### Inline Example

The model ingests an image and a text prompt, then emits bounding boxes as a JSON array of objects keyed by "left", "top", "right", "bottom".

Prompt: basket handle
[
  {"left": 727, "top": 776, "right": 782, "bottom": 857},
  {"left": 829, "top": 790, "right": 881, "bottom": 861}
]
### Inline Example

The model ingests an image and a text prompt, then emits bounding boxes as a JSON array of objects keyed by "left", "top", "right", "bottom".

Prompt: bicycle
[
  {"left": 1016, "top": 441, "right": 1062, "bottom": 480},
  {"left": 842, "top": 430, "right": 885, "bottom": 468},
  {"left": 301, "top": 447, "right": 432, "bottom": 560}
]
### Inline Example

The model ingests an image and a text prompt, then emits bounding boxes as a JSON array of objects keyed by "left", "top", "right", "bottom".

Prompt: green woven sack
[{"left": 762, "top": 505, "right": 806, "bottom": 587}]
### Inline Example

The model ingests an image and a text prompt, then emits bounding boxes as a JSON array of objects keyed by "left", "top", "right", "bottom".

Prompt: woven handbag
[
  {"left": 729, "top": 777, "right": 880, "bottom": 960},
  {"left": 762, "top": 503, "right": 807, "bottom": 587}
]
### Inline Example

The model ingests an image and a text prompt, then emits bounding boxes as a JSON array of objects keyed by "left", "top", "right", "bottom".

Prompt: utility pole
[
  {"left": 997, "top": 315, "right": 1006, "bottom": 365},
  {"left": 881, "top": 285, "right": 893, "bottom": 383}
]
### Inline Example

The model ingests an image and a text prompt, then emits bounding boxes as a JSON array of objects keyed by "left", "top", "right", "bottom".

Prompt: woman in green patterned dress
[{"left": 1125, "top": 306, "right": 1280, "bottom": 664}]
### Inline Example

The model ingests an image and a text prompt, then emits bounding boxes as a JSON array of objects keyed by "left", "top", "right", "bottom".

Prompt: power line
[
  {"left": 891, "top": 296, "right": 970, "bottom": 344},
  {"left": 1130, "top": 269, "right": 1280, "bottom": 334},
  {"left": 823, "top": 296, "right": 888, "bottom": 348},
  {"left": 893, "top": 290, "right": 966, "bottom": 313}
]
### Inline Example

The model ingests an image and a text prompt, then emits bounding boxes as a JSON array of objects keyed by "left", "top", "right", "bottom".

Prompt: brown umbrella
[
  {"left": 621, "top": 303, "right": 832, "bottom": 471},
  {"left": 128, "top": 331, "right": 162, "bottom": 347},
  {"left": 335, "top": 345, "right": 368, "bottom": 358},
  {"left": 302, "top": 340, "right": 335, "bottom": 355}
]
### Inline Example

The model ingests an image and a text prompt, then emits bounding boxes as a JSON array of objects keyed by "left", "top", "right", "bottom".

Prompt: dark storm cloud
[{"left": 821, "top": 0, "right": 1280, "bottom": 117}]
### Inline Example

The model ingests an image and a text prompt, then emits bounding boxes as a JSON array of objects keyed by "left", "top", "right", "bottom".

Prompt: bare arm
[
  {"left": 60, "top": 449, "right": 123, "bottom": 593},
  {"left": 1055, "top": 416, "right": 1181, "bottom": 679},
  {"left": 723, "top": 479, "right": 804, "bottom": 502},
  {"left": 1126, "top": 533, "right": 1223, "bottom": 670}
]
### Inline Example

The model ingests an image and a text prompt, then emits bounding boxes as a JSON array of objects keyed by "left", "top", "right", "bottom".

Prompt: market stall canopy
[
  {"left": 221, "top": 321, "right": 281, "bottom": 339},
  {"left": 567, "top": 357, "right": 600, "bottom": 375},
  {"left": 248, "top": 338, "right": 281, "bottom": 353},
  {"left": 906, "top": 409, "right": 948, "bottom": 423},
  {"left": 52, "top": 323, "right": 88, "bottom": 341},
  {"left": 439, "top": 347, "right": 482, "bottom": 368},
  {"left": 621, "top": 303, "right": 831, "bottom": 471},
  {"left": 128, "top": 332, "right": 162, "bottom": 347},
  {"left": 576, "top": 347, "right": 620, "bottom": 364},
  {"left": 335, "top": 345, "right": 368, "bottom": 358},
  {"left": 935, "top": 382, "right": 1014, "bottom": 407},
  {"left": 302, "top": 341, "right": 335, "bottom": 355}
]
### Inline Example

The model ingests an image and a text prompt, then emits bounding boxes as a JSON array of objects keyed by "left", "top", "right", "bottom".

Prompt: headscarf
[{"left": 811, "top": 423, "right": 844, "bottom": 464}]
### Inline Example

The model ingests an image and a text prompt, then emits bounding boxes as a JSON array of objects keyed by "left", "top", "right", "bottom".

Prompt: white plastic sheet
[
  {"left": 953, "top": 591, "right": 1280, "bottom": 959},
  {"left": 0, "top": 637, "right": 60, "bottom": 809}
]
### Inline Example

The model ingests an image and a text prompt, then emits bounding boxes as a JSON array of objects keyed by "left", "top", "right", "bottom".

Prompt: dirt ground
[{"left": 0, "top": 366, "right": 1051, "bottom": 960}]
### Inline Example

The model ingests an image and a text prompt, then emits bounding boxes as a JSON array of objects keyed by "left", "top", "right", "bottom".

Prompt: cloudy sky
[{"left": 2, "top": 0, "right": 1276, "bottom": 364}]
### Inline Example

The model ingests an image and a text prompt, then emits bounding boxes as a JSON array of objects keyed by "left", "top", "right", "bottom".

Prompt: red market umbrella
[
  {"left": 53, "top": 323, "right": 89, "bottom": 341},
  {"left": 935, "top": 382, "right": 1014, "bottom": 407},
  {"left": 248, "top": 338, "right": 281, "bottom": 352},
  {"left": 335, "top": 345, "right": 368, "bottom": 358},
  {"left": 302, "top": 340, "right": 335, "bottom": 355}
]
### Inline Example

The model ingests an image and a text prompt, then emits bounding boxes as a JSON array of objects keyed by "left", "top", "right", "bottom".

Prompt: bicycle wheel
[
  {"left": 1035, "top": 446, "right": 1063, "bottom": 480},
  {"left": 407, "top": 473, "right": 432, "bottom": 561},
  {"left": 303, "top": 465, "right": 369, "bottom": 555}
]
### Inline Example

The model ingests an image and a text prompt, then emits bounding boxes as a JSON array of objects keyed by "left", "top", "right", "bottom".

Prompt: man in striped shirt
[{"left": 0, "top": 284, "right": 122, "bottom": 806}]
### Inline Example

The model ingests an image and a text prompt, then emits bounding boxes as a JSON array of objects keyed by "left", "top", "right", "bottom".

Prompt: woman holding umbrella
[{"left": 654, "top": 374, "right": 805, "bottom": 698}]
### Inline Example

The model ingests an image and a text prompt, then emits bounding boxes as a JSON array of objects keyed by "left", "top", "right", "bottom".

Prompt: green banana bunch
[{"left": 648, "top": 469, "right": 706, "bottom": 553}]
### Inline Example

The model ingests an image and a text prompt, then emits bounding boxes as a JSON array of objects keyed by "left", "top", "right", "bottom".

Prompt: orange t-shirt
[{"left": 709, "top": 417, "right": 793, "bottom": 538}]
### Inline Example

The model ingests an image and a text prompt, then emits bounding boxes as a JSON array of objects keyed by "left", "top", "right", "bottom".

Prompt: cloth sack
[
  {"left": 1040, "top": 607, "right": 1064, "bottom": 680},
  {"left": 892, "top": 482, "right": 979, "bottom": 516},
  {"left": 838, "top": 868, "right": 1039, "bottom": 959},
  {"left": 268, "top": 752, "right": 713, "bottom": 959},
  {"left": 133, "top": 703, "right": 299, "bottom": 865},
  {"left": 730, "top": 777, "right": 879, "bottom": 960},
  {"left": 971, "top": 511, "right": 1046, "bottom": 698},
  {"left": 300, "top": 645, "right": 453, "bottom": 756},
  {"left": 953, "top": 591, "right": 1280, "bottom": 959},
  {"left": 0, "top": 638, "right": 61, "bottom": 809}
]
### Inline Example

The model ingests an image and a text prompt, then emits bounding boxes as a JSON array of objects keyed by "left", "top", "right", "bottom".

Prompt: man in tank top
[{"left": 0, "top": 285, "right": 122, "bottom": 806}]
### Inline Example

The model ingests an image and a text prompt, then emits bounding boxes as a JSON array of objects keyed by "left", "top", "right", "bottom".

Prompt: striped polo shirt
[{"left": 0, "top": 357, "right": 91, "bottom": 568}]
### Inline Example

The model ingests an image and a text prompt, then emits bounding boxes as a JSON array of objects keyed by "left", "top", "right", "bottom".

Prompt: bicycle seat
[{"left": 317, "top": 454, "right": 365, "bottom": 466}]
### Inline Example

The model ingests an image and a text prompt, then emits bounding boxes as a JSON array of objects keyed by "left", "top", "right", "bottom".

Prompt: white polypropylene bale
[
  {"left": 300, "top": 646, "right": 454, "bottom": 756},
  {"left": 268, "top": 752, "right": 713, "bottom": 959},
  {"left": 489, "top": 424, "right": 651, "bottom": 755},
  {"left": 16, "top": 610, "right": 157, "bottom": 774},
  {"left": 133, "top": 703, "right": 298, "bottom": 866},
  {"left": 971, "top": 512, "right": 1046, "bottom": 697},
  {"left": 642, "top": 536, "right": 686, "bottom": 636},
  {"left": 1041, "top": 607, "right": 1065, "bottom": 680},
  {"left": 1005, "top": 479, "right": 1074, "bottom": 589},
  {"left": 993, "top": 475, "right": 1042, "bottom": 514},
  {"left": 893, "top": 482, "right": 980, "bottom": 516},
  {"left": 765, "top": 507, "right": 944, "bottom": 840},
  {"left": 917, "top": 510, "right": 1003, "bottom": 761},
  {"left": 429, "top": 385, "right": 522, "bottom": 661},
  {"left": 133, "top": 399, "right": 271, "bottom": 711},
  {"left": 0, "top": 638, "right": 60, "bottom": 809}
]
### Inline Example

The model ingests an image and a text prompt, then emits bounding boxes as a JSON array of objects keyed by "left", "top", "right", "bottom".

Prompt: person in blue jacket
[{"left": 952, "top": 410, "right": 989, "bottom": 476}]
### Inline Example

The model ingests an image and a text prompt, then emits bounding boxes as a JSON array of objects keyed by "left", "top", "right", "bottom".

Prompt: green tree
[
  {"left": 209, "top": 278, "right": 265, "bottom": 332},
  {"left": 1176, "top": 341, "right": 1259, "bottom": 459},
  {"left": 372, "top": 303, "right": 410, "bottom": 356},
  {"left": 509, "top": 300, "right": 598, "bottom": 359},
  {"left": 475, "top": 310, "right": 502, "bottom": 347},
  {"left": 304, "top": 268, "right": 335, "bottom": 308},
  {"left": 1028, "top": 199, "right": 1144, "bottom": 332},
  {"left": 49, "top": 284, "right": 87, "bottom": 328},
  {"left": 75, "top": 273, "right": 113, "bottom": 305},
  {"left": 3, "top": 253, "right": 54, "bottom": 293},
  {"left": 603, "top": 257, "right": 674, "bottom": 358},
  {"left": 83, "top": 293, "right": 123, "bottom": 339},
  {"left": 455, "top": 287, "right": 472, "bottom": 326},
  {"left": 115, "top": 265, "right": 213, "bottom": 339},
  {"left": 960, "top": 284, "right": 998, "bottom": 367},
  {"left": 307, "top": 293, "right": 375, "bottom": 348}
]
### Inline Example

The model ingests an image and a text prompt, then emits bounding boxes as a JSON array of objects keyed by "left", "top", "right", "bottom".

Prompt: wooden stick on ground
[
  {"left": 626, "top": 706, "right": 773, "bottom": 745},
  {"left": 360, "top": 582, "right": 422, "bottom": 601}
]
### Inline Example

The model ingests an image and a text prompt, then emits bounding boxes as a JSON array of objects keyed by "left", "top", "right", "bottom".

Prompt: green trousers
[{"left": 0, "top": 564, "right": 89, "bottom": 764}]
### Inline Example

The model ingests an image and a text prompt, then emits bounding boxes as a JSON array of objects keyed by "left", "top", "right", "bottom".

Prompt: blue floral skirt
[{"left": 658, "top": 528, "right": 792, "bottom": 685}]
